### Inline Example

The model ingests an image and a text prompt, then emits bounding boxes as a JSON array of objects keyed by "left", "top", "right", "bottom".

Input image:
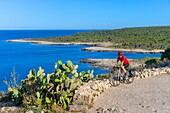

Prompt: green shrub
[
  {"left": 161, "top": 48, "right": 170, "bottom": 60},
  {"left": 145, "top": 58, "right": 160, "bottom": 65},
  {"left": 96, "top": 74, "right": 112, "bottom": 80},
  {"left": 144, "top": 56, "right": 170, "bottom": 68},
  {"left": 3, "top": 68, "right": 21, "bottom": 105},
  {"left": 4, "top": 60, "right": 94, "bottom": 111}
]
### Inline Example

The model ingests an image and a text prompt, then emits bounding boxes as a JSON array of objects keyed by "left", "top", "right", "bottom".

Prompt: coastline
[
  {"left": 82, "top": 47, "right": 164, "bottom": 53},
  {"left": 80, "top": 58, "right": 145, "bottom": 70},
  {"left": 6, "top": 39, "right": 100, "bottom": 46},
  {"left": 6, "top": 39, "right": 164, "bottom": 53}
]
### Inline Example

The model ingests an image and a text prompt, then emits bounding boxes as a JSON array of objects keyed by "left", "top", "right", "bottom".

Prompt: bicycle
[{"left": 109, "top": 66, "right": 136, "bottom": 87}]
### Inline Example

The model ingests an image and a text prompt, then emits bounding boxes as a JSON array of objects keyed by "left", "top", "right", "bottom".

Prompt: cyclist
[{"left": 117, "top": 51, "right": 130, "bottom": 75}]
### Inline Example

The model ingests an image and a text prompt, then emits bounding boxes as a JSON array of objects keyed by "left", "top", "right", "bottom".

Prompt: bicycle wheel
[
  {"left": 124, "top": 75, "right": 134, "bottom": 84},
  {"left": 112, "top": 75, "right": 120, "bottom": 87}
]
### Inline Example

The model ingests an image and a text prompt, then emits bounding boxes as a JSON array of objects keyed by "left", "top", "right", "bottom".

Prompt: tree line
[{"left": 31, "top": 26, "right": 170, "bottom": 50}]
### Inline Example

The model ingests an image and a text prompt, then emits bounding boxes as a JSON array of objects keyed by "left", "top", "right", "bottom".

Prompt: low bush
[
  {"left": 144, "top": 57, "right": 170, "bottom": 68},
  {"left": 145, "top": 58, "right": 160, "bottom": 66},
  {"left": 96, "top": 73, "right": 112, "bottom": 80},
  {"left": 161, "top": 48, "right": 170, "bottom": 61}
]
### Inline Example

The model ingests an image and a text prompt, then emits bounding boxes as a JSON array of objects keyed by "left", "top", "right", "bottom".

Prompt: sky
[{"left": 0, "top": 0, "right": 170, "bottom": 30}]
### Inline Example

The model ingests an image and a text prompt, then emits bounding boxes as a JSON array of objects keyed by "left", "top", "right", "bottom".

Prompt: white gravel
[{"left": 88, "top": 74, "right": 170, "bottom": 113}]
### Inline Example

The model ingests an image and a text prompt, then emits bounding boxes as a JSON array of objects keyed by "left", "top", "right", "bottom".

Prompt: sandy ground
[
  {"left": 6, "top": 39, "right": 104, "bottom": 46},
  {"left": 88, "top": 74, "right": 170, "bottom": 113}
]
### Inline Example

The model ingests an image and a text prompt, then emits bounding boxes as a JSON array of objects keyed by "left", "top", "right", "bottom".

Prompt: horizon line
[{"left": 0, "top": 25, "right": 170, "bottom": 30}]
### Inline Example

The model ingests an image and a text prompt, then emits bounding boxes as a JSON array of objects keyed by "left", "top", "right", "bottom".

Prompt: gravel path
[{"left": 88, "top": 74, "right": 170, "bottom": 113}]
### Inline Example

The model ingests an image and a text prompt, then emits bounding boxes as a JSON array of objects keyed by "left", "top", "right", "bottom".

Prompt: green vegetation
[
  {"left": 161, "top": 48, "right": 170, "bottom": 60},
  {"left": 3, "top": 68, "right": 20, "bottom": 93},
  {"left": 3, "top": 60, "right": 94, "bottom": 112},
  {"left": 96, "top": 73, "right": 112, "bottom": 80},
  {"left": 145, "top": 58, "right": 160, "bottom": 66},
  {"left": 144, "top": 51, "right": 170, "bottom": 68},
  {"left": 30, "top": 26, "right": 170, "bottom": 50},
  {"left": 144, "top": 48, "right": 170, "bottom": 68}
]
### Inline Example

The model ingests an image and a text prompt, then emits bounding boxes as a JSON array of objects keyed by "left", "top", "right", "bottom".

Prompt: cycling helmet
[{"left": 118, "top": 51, "right": 123, "bottom": 56}]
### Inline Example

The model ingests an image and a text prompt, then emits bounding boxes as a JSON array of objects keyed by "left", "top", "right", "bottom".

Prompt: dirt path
[{"left": 88, "top": 74, "right": 170, "bottom": 113}]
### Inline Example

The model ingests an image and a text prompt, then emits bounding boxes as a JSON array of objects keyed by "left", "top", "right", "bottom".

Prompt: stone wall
[
  {"left": 69, "top": 67, "right": 170, "bottom": 112},
  {"left": 69, "top": 80, "right": 111, "bottom": 112},
  {"left": 135, "top": 67, "right": 170, "bottom": 79}
]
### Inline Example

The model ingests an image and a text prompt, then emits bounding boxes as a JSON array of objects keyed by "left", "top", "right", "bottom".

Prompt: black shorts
[{"left": 123, "top": 64, "right": 129, "bottom": 68}]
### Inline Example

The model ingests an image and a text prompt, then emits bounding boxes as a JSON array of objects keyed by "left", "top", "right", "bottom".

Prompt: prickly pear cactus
[{"left": 6, "top": 60, "right": 94, "bottom": 111}]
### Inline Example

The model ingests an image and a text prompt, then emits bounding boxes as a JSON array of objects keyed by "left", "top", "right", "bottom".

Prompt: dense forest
[{"left": 31, "top": 26, "right": 170, "bottom": 50}]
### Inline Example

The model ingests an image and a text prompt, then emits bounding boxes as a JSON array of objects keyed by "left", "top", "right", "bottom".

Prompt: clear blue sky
[{"left": 0, "top": 0, "right": 170, "bottom": 30}]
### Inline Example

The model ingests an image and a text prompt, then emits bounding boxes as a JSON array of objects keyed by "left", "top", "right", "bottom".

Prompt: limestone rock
[
  {"left": 69, "top": 105, "right": 88, "bottom": 112},
  {"left": 25, "top": 110, "right": 34, "bottom": 113},
  {"left": 90, "top": 84, "right": 98, "bottom": 90}
]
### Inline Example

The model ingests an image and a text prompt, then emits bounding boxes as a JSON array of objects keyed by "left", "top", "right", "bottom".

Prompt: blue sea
[{"left": 0, "top": 30, "right": 161, "bottom": 91}]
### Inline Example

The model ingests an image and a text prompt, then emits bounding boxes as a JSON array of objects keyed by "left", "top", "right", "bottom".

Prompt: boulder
[
  {"left": 90, "top": 84, "right": 98, "bottom": 91},
  {"left": 144, "top": 74, "right": 148, "bottom": 78},
  {"left": 69, "top": 105, "right": 88, "bottom": 112},
  {"left": 140, "top": 74, "right": 144, "bottom": 78},
  {"left": 166, "top": 68, "right": 170, "bottom": 74},
  {"left": 25, "top": 110, "right": 34, "bottom": 113}
]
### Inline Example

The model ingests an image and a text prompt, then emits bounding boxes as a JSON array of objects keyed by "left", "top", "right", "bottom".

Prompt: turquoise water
[{"left": 0, "top": 30, "right": 161, "bottom": 91}]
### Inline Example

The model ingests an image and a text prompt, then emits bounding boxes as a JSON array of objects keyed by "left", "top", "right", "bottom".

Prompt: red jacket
[{"left": 117, "top": 56, "right": 129, "bottom": 65}]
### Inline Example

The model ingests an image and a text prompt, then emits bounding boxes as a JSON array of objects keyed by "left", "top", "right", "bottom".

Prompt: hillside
[{"left": 28, "top": 26, "right": 170, "bottom": 50}]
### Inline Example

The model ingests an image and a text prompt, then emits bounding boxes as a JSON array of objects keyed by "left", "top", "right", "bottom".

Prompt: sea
[{"left": 0, "top": 30, "right": 161, "bottom": 91}]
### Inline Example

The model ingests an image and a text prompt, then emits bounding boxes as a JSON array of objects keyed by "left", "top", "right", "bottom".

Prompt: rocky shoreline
[
  {"left": 80, "top": 58, "right": 145, "bottom": 71},
  {"left": 6, "top": 39, "right": 164, "bottom": 53},
  {"left": 81, "top": 47, "right": 164, "bottom": 53}
]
